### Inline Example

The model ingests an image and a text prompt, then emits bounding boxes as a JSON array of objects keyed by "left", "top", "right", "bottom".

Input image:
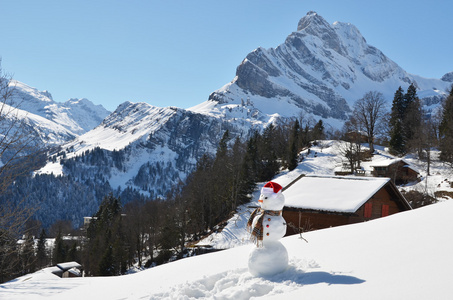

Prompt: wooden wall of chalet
[
  {"left": 349, "top": 186, "right": 402, "bottom": 224},
  {"left": 283, "top": 183, "right": 409, "bottom": 236},
  {"left": 283, "top": 209, "right": 350, "bottom": 236}
]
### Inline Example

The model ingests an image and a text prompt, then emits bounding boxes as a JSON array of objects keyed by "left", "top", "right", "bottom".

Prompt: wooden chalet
[
  {"left": 370, "top": 159, "right": 419, "bottom": 185},
  {"left": 282, "top": 175, "right": 411, "bottom": 235}
]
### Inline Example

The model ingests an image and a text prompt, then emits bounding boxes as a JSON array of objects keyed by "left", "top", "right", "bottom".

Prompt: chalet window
[
  {"left": 382, "top": 204, "right": 389, "bottom": 217},
  {"left": 364, "top": 202, "right": 372, "bottom": 218}
]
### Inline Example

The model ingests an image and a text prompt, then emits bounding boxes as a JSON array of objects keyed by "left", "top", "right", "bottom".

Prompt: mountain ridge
[{"left": 9, "top": 80, "right": 110, "bottom": 145}]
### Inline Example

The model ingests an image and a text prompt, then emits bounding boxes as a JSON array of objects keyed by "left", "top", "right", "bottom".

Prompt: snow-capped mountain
[
  {"left": 28, "top": 11, "right": 453, "bottom": 228},
  {"left": 8, "top": 80, "right": 110, "bottom": 145},
  {"left": 28, "top": 101, "right": 246, "bottom": 227},
  {"left": 199, "top": 11, "right": 452, "bottom": 128},
  {"left": 45, "top": 101, "right": 245, "bottom": 195}
]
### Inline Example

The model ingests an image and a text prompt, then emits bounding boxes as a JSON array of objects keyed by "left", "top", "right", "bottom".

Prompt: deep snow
[{"left": 2, "top": 199, "right": 452, "bottom": 299}]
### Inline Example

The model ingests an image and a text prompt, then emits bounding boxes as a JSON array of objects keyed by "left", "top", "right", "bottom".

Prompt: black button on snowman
[{"left": 247, "top": 181, "right": 288, "bottom": 276}]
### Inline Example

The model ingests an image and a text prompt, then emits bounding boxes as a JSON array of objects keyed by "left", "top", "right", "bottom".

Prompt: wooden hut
[
  {"left": 282, "top": 175, "right": 411, "bottom": 235},
  {"left": 370, "top": 159, "right": 419, "bottom": 185},
  {"left": 51, "top": 262, "right": 82, "bottom": 278}
]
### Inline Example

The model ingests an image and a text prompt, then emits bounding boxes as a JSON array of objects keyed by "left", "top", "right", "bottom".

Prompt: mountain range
[
  {"left": 9, "top": 80, "right": 110, "bottom": 145},
  {"left": 5, "top": 11, "right": 453, "bottom": 228}
]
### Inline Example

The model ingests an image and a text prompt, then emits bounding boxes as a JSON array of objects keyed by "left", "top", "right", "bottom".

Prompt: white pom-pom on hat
[{"left": 261, "top": 181, "right": 283, "bottom": 194}]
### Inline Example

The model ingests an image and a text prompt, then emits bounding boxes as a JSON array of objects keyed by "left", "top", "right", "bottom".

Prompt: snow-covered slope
[
  {"left": 2, "top": 195, "right": 452, "bottom": 299},
  {"left": 8, "top": 80, "right": 110, "bottom": 145},
  {"left": 192, "top": 11, "right": 452, "bottom": 129}
]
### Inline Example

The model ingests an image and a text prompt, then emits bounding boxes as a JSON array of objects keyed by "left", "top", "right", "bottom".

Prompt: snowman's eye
[{"left": 265, "top": 197, "right": 268, "bottom": 199}]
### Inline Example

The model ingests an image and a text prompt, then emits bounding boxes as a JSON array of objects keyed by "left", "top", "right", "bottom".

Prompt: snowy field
[
  {"left": 2, "top": 141, "right": 453, "bottom": 299},
  {"left": 2, "top": 199, "right": 453, "bottom": 299}
]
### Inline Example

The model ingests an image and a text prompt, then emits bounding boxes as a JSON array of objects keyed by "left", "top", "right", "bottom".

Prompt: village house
[
  {"left": 49, "top": 261, "right": 82, "bottom": 278},
  {"left": 370, "top": 159, "right": 419, "bottom": 185},
  {"left": 282, "top": 175, "right": 412, "bottom": 235}
]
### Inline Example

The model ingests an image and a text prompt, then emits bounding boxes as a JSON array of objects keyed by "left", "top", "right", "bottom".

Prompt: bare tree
[
  {"left": 352, "top": 91, "right": 387, "bottom": 153},
  {"left": 338, "top": 116, "right": 364, "bottom": 174},
  {"left": 337, "top": 140, "right": 363, "bottom": 175},
  {"left": 0, "top": 61, "right": 43, "bottom": 283}
]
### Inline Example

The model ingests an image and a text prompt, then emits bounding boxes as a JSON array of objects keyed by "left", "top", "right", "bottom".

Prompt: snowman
[{"left": 247, "top": 181, "right": 289, "bottom": 276}]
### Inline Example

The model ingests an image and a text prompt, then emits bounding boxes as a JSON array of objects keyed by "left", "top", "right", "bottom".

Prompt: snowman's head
[{"left": 258, "top": 181, "right": 285, "bottom": 211}]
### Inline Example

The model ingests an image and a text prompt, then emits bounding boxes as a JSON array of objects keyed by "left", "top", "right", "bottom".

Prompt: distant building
[
  {"left": 83, "top": 217, "right": 98, "bottom": 230},
  {"left": 50, "top": 261, "right": 82, "bottom": 278},
  {"left": 370, "top": 159, "right": 419, "bottom": 185},
  {"left": 282, "top": 175, "right": 412, "bottom": 235}
]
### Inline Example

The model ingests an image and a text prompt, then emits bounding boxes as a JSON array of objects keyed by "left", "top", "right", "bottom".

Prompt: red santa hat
[{"left": 262, "top": 181, "right": 283, "bottom": 194}]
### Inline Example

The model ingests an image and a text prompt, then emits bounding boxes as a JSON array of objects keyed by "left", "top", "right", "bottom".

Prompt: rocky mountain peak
[
  {"left": 204, "top": 11, "right": 450, "bottom": 127},
  {"left": 297, "top": 11, "right": 329, "bottom": 31},
  {"left": 441, "top": 72, "right": 453, "bottom": 82},
  {"left": 295, "top": 11, "right": 346, "bottom": 55}
]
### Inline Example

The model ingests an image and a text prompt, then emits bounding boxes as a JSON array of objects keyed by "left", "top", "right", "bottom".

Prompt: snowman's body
[
  {"left": 248, "top": 182, "right": 289, "bottom": 277},
  {"left": 250, "top": 188, "right": 287, "bottom": 244},
  {"left": 260, "top": 215, "right": 287, "bottom": 242}
]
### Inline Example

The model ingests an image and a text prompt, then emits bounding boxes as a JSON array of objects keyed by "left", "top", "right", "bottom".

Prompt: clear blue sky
[{"left": 1, "top": 0, "right": 451, "bottom": 111}]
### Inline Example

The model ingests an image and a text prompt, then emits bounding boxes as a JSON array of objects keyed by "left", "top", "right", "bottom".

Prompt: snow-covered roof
[
  {"left": 369, "top": 158, "right": 419, "bottom": 173},
  {"left": 47, "top": 266, "right": 63, "bottom": 274},
  {"left": 56, "top": 262, "right": 81, "bottom": 271},
  {"left": 370, "top": 158, "right": 406, "bottom": 167},
  {"left": 283, "top": 175, "right": 391, "bottom": 213}
]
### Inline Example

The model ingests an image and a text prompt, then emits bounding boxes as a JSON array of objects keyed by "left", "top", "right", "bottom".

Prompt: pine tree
[
  {"left": 404, "top": 97, "right": 423, "bottom": 156},
  {"left": 238, "top": 143, "right": 257, "bottom": 206},
  {"left": 389, "top": 87, "right": 407, "bottom": 155},
  {"left": 403, "top": 84, "right": 421, "bottom": 147},
  {"left": 84, "top": 193, "right": 126, "bottom": 276},
  {"left": 439, "top": 87, "right": 453, "bottom": 163},
  {"left": 216, "top": 130, "right": 230, "bottom": 159},
  {"left": 230, "top": 137, "right": 249, "bottom": 209},
  {"left": 392, "top": 86, "right": 406, "bottom": 120},
  {"left": 36, "top": 229, "right": 48, "bottom": 269},
  {"left": 98, "top": 245, "right": 114, "bottom": 276},
  {"left": 312, "top": 120, "right": 325, "bottom": 141},
  {"left": 67, "top": 242, "right": 78, "bottom": 262},
  {"left": 20, "top": 234, "right": 36, "bottom": 275},
  {"left": 287, "top": 120, "right": 300, "bottom": 171},
  {"left": 403, "top": 83, "right": 418, "bottom": 111},
  {"left": 211, "top": 130, "right": 234, "bottom": 224},
  {"left": 243, "top": 131, "right": 259, "bottom": 182},
  {"left": 389, "top": 121, "right": 405, "bottom": 156},
  {"left": 52, "top": 231, "right": 66, "bottom": 265},
  {"left": 259, "top": 124, "right": 279, "bottom": 180}
]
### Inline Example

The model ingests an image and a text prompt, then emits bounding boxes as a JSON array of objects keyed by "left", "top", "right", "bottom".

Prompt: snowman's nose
[{"left": 258, "top": 199, "right": 263, "bottom": 203}]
